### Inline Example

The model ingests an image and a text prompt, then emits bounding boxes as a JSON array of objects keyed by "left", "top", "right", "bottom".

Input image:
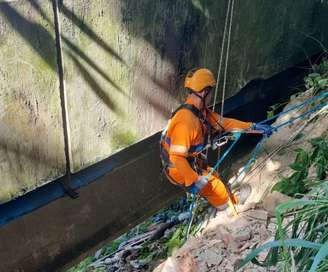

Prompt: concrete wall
[
  {"left": 0, "top": 0, "right": 328, "bottom": 203},
  {"left": 0, "top": 0, "right": 66, "bottom": 204},
  {"left": 61, "top": 0, "right": 328, "bottom": 174}
]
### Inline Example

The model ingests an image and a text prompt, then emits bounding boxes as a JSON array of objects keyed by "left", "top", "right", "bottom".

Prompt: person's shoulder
[{"left": 172, "top": 107, "right": 198, "bottom": 124}]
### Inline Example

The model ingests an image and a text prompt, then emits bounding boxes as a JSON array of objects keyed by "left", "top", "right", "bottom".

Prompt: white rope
[
  {"left": 220, "top": 0, "right": 235, "bottom": 122},
  {"left": 212, "top": 0, "right": 231, "bottom": 112},
  {"left": 209, "top": 0, "right": 235, "bottom": 161}
]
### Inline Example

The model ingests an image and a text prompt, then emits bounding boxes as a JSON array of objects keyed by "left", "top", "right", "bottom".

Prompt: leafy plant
[
  {"left": 271, "top": 148, "right": 310, "bottom": 197},
  {"left": 101, "top": 238, "right": 122, "bottom": 256},
  {"left": 239, "top": 57, "right": 328, "bottom": 272},
  {"left": 310, "top": 137, "right": 328, "bottom": 180},
  {"left": 272, "top": 137, "right": 328, "bottom": 197},
  {"left": 267, "top": 101, "right": 289, "bottom": 119},
  {"left": 67, "top": 256, "right": 95, "bottom": 272},
  {"left": 165, "top": 225, "right": 186, "bottom": 256},
  {"left": 304, "top": 57, "right": 328, "bottom": 94},
  {"left": 239, "top": 182, "right": 328, "bottom": 272}
]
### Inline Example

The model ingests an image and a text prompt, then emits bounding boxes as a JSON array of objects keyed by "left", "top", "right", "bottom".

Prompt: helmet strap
[{"left": 187, "top": 88, "right": 211, "bottom": 111}]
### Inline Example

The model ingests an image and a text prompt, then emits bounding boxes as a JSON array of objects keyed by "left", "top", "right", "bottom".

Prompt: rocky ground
[{"left": 152, "top": 193, "right": 293, "bottom": 272}]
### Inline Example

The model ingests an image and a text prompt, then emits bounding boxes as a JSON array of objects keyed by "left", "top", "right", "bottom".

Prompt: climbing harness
[{"left": 160, "top": 103, "right": 215, "bottom": 177}]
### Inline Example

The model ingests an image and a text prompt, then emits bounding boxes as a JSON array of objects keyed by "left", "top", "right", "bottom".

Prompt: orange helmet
[{"left": 184, "top": 68, "right": 216, "bottom": 93}]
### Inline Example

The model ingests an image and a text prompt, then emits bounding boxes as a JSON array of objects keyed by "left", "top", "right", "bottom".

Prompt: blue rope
[
  {"left": 234, "top": 136, "right": 266, "bottom": 182},
  {"left": 206, "top": 131, "right": 242, "bottom": 179},
  {"left": 231, "top": 97, "right": 328, "bottom": 185},
  {"left": 185, "top": 132, "right": 241, "bottom": 240},
  {"left": 258, "top": 91, "right": 328, "bottom": 125},
  {"left": 273, "top": 100, "right": 327, "bottom": 130},
  {"left": 184, "top": 92, "right": 327, "bottom": 239}
]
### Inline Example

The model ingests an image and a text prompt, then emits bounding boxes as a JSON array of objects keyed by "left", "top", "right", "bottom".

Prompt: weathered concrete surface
[
  {"left": 61, "top": 0, "right": 328, "bottom": 173},
  {"left": 0, "top": 1, "right": 65, "bottom": 203},
  {"left": 60, "top": 0, "right": 177, "bottom": 173},
  {"left": 0, "top": 138, "right": 181, "bottom": 272}
]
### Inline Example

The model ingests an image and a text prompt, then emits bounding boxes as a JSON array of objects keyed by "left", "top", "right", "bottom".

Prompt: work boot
[{"left": 233, "top": 184, "right": 252, "bottom": 205}]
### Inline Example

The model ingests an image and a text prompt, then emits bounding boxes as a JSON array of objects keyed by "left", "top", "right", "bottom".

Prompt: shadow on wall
[
  {"left": 0, "top": 0, "right": 124, "bottom": 113},
  {"left": 115, "top": 0, "right": 228, "bottom": 123},
  {"left": 2, "top": 1, "right": 327, "bottom": 119},
  {"left": 0, "top": 0, "right": 231, "bottom": 122},
  {"left": 0, "top": 0, "right": 227, "bottom": 146},
  {"left": 119, "top": 0, "right": 328, "bottom": 103},
  {"left": 119, "top": 0, "right": 225, "bottom": 91},
  {"left": 0, "top": 3, "right": 57, "bottom": 71},
  {"left": 0, "top": 0, "right": 128, "bottom": 199}
]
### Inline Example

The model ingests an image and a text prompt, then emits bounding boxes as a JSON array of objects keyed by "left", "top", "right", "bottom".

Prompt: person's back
[{"left": 162, "top": 97, "right": 207, "bottom": 187}]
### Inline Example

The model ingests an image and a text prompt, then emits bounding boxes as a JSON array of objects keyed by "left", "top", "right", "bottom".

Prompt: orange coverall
[{"left": 162, "top": 97, "right": 252, "bottom": 207}]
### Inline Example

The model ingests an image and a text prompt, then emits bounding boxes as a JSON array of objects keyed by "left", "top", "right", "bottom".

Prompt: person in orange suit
[{"left": 160, "top": 68, "right": 273, "bottom": 208}]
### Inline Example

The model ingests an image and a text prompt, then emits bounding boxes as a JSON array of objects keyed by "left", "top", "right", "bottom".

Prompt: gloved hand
[
  {"left": 188, "top": 176, "right": 208, "bottom": 194},
  {"left": 252, "top": 123, "right": 274, "bottom": 137}
]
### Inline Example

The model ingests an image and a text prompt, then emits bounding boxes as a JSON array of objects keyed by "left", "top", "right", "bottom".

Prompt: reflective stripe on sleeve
[{"left": 169, "top": 145, "right": 188, "bottom": 155}]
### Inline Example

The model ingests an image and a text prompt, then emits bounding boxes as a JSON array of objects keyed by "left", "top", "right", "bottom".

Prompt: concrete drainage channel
[{"left": 65, "top": 55, "right": 328, "bottom": 272}]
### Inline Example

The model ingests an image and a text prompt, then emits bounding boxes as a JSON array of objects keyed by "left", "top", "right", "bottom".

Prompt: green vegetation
[
  {"left": 267, "top": 101, "right": 289, "bottom": 119},
  {"left": 272, "top": 136, "right": 328, "bottom": 197},
  {"left": 134, "top": 196, "right": 210, "bottom": 262},
  {"left": 239, "top": 137, "right": 328, "bottom": 270},
  {"left": 304, "top": 57, "right": 328, "bottom": 94},
  {"left": 310, "top": 137, "right": 328, "bottom": 180},
  {"left": 272, "top": 148, "right": 310, "bottom": 197},
  {"left": 164, "top": 197, "right": 209, "bottom": 256},
  {"left": 260, "top": 137, "right": 328, "bottom": 271},
  {"left": 239, "top": 181, "right": 328, "bottom": 272}
]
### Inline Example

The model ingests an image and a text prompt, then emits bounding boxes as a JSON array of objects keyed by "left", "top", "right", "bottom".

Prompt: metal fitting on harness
[{"left": 211, "top": 134, "right": 236, "bottom": 150}]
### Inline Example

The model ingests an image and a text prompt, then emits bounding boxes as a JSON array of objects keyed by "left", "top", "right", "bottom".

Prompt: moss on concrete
[{"left": 111, "top": 129, "right": 137, "bottom": 151}]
